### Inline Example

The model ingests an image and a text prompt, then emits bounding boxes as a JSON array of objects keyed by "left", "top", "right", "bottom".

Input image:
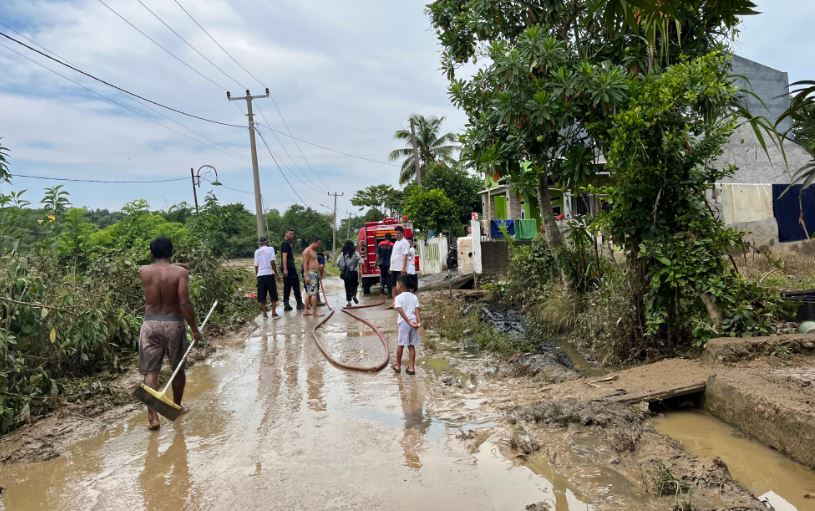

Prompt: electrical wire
[
  {"left": 171, "top": 0, "right": 266, "bottom": 88},
  {"left": 0, "top": 31, "right": 243, "bottom": 128},
  {"left": 0, "top": 37, "right": 249, "bottom": 163},
  {"left": 134, "top": 0, "right": 247, "bottom": 90},
  {"left": 166, "top": 0, "right": 394, "bottom": 171},
  {"left": 11, "top": 173, "right": 188, "bottom": 184},
  {"left": 255, "top": 109, "right": 325, "bottom": 195},
  {"left": 254, "top": 126, "right": 308, "bottom": 207},
  {"left": 96, "top": 0, "right": 228, "bottom": 92}
]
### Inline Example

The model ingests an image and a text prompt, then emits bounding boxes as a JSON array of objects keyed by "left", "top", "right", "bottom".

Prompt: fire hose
[{"left": 310, "top": 281, "right": 390, "bottom": 372}]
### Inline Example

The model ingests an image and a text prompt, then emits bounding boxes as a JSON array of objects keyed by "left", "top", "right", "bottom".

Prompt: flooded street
[{"left": 0, "top": 280, "right": 589, "bottom": 510}]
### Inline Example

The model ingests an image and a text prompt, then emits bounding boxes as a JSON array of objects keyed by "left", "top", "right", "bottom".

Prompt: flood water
[
  {"left": 655, "top": 410, "right": 815, "bottom": 509},
  {"left": 0, "top": 280, "right": 593, "bottom": 511}
]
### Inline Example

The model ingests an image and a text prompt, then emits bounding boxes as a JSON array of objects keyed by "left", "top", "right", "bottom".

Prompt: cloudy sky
[{"left": 0, "top": 0, "right": 812, "bottom": 215}]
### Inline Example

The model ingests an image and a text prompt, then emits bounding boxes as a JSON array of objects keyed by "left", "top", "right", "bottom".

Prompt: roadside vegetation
[{"left": 425, "top": 0, "right": 795, "bottom": 364}]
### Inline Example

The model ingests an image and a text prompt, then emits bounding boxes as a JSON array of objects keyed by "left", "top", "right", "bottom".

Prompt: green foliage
[
  {"left": 401, "top": 187, "right": 458, "bottom": 233},
  {"left": 503, "top": 237, "right": 558, "bottom": 306},
  {"left": 0, "top": 186, "right": 256, "bottom": 433},
  {"left": 0, "top": 139, "right": 9, "bottom": 183},
  {"left": 350, "top": 185, "right": 402, "bottom": 215},
  {"left": 596, "top": 53, "right": 781, "bottom": 345},
  {"left": 422, "top": 162, "right": 482, "bottom": 226},
  {"left": 388, "top": 114, "right": 458, "bottom": 184}
]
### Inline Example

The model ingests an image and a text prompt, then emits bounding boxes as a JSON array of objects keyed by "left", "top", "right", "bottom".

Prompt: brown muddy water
[
  {"left": 655, "top": 410, "right": 815, "bottom": 509},
  {"left": 0, "top": 280, "right": 597, "bottom": 511}
]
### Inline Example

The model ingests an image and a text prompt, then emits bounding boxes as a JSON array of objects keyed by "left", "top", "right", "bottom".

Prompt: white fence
[{"left": 418, "top": 235, "right": 448, "bottom": 275}]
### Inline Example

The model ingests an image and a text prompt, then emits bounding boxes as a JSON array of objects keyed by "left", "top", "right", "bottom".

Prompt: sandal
[
  {"left": 406, "top": 369, "right": 416, "bottom": 375},
  {"left": 392, "top": 364, "right": 401, "bottom": 373}
]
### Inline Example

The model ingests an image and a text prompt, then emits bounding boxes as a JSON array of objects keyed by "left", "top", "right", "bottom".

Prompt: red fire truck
[{"left": 357, "top": 216, "right": 419, "bottom": 294}]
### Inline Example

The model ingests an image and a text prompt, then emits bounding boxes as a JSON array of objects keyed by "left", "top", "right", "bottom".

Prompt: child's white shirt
[{"left": 394, "top": 292, "right": 420, "bottom": 324}]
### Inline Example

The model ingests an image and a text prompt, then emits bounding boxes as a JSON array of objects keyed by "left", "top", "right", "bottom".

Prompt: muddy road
[{"left": 0, "top": 280, "right": 586, "bottom": 510}]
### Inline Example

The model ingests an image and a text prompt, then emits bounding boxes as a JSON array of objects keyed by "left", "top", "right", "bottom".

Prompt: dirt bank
[
  {"left": 420, "top": 291, "right": 815, "bottom": 509},
  {"left": 0, "top": 322, "right": 255, "bottom": 465}
]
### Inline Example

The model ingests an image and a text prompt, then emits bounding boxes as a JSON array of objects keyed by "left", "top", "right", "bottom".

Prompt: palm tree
[{"left": 388, "top": 115, "right": 458, "bottom": 184}]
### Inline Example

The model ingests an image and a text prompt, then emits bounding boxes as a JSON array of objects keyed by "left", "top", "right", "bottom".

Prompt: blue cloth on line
[
  {"left": 490, "top": 219, "right": 515, "bottom": 239},
  {"left": 772, "top": 184, "right": 815, "bottom": 242}
]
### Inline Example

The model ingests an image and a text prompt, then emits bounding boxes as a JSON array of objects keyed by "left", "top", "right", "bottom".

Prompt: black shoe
[
  {"left": 284, "top": 304, "right": 293, "bottom": 312},
  {"left": 296, "top": 303, "right": 305, "bottom": 310},
  {"left": 353, "top": 297, "right": 359, "bottom": 304}
]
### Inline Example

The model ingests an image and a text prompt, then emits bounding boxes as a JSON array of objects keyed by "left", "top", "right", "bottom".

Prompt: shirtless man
[
  {"left": 301, "top": 238, "right": 323, "bottom": 317},
  {"left": 138, "top": 237, "right": 202, "bottom": 430}
]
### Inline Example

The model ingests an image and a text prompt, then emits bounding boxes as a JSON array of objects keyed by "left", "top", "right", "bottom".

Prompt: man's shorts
[
  {"left": 257, "top": 274, "right": 278, "bottom": 304},
  {"left": 397, "top": 322, "right": 421, "bottom": 347},
  {"left": 305, "top": 270, "right": 321, "bottom": 297},
  {"left": 139, "top": 316, "right": 187, "bottom": 374}
]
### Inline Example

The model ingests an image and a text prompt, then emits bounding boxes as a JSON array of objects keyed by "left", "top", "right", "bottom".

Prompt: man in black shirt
[{"left": 280, "top": 229, "right": 304, "bottom": 311}]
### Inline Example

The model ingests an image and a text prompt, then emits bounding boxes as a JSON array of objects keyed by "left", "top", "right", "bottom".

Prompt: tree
[
  {"left": 402, "top": 188, "right": 458, "bottom": 233},
  {"left": 421, "top": 162, "right": 482, "bottom": 225},
  {"left": 388, "top": 115, "right": 458, "bottom": 184},
  {"left": 0, "top": 139, "right": 9, "bottom": 183},
  {"left": 350, "top": 184, "right": 403, "bottom": 216},
  {"left": 41, "top": 185, "right": 71, "bottom": 216},
  {"left": 779, "top": 81, "right": 815, "bottom": 189}
]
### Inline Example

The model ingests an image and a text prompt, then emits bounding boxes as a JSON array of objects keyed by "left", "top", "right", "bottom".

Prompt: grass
[
  {"left": 424, "top": 298, "right": 533, "bottom": 357},
  {"left": 739, "top": 250, "right": 815, "bottom": 292}
]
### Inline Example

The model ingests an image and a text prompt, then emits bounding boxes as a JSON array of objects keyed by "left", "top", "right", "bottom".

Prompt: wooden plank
[{"left": 609, "top": 383, "right": 707, "bottom": 404}]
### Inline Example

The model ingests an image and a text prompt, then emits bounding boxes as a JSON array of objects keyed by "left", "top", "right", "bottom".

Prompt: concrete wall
[
  {"left": 716, "top": 124, "right": 811, "bottom": 185},
  {"left": 731, "top": 55, "right": 792, "bottom": 134},
  {"left": 418, "top": 235, "right": 448, "bottom": 275}
]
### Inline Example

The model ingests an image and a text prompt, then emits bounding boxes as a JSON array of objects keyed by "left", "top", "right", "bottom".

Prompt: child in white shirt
[{"left": 392, "top": 274, "right": 421, "bottom": 375}]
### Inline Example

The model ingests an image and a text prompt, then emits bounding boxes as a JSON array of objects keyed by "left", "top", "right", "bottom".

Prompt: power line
[
  {"left": 256, "top": 121, "right": 397, "bottom": 167},
  {"left": 0, "top": 37, "right": 249, "bottom": 163},
  {"left": 267, "top": 96, "right": 331, "bottom": 188},
  {"left": 96, "top": 0, "right": 228, "bottom": 92},
  {"left": 164, "top": 1, "right": 375, "bottom": 179},
  {"left": 134, "top": 0, "right": 247, "bottom": 90},
  {"left": 254, "top": 126, "right": 308, "bottom": 207},
  {"left": 0, "top": 31, "right": 243, "bottom": 128},
  {"left": 254, "top": 107, "right": 326, "bottom": 194},
  {"left": 11, "top": 173, "right": 188, "bottom": 184},
  {"left": 171, "top": 0, "right": 266, "bottom": 88}
]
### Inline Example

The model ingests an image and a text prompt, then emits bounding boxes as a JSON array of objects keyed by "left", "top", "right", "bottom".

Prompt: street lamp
[{"left": 190, "top": 165, "right": 221, "bottom": 213}]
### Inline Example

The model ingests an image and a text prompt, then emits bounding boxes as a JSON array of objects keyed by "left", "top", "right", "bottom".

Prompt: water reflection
[
  {"left": 397, "top": 376, "right": 432, "bottom": 470},
  {"left": 139, "top": 427, "right": 197, "bottom": 510},
  {"left": 257, "top": 326, "right": 282, "bottom": 435}
]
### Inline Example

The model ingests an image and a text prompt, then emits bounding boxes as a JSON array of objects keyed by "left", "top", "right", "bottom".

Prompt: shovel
[{"left": 133, "top": 300, "right": 218, "bottom": 421}]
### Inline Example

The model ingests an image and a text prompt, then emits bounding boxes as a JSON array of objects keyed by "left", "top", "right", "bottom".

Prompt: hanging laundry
[
  {"left": 772, "top": 184, "right": 815, "bottom": 242},
  {"left": 515, "top": 218, "right": 539, "bottom": 240},
  {"left": 719, "top": 183, "right": 774, "bottom": 224}
]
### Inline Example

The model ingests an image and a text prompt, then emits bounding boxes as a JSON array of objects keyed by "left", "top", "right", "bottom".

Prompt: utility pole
[
  {"left": 228, "top": 88, "right": 269, "bottom": 240},
  {"left": 328, "top": 192, "right": 344, "bottom": 256},
  {"left": 409, "top": 116, "right": 422, "bottom": 185},
  {"left": 190, "top": 167, "right": 199, "bottom": 213}
]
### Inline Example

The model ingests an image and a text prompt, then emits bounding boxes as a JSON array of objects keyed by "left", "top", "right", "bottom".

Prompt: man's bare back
[{"left": 140, "top": 262, "right": 189, "bottom": 316}]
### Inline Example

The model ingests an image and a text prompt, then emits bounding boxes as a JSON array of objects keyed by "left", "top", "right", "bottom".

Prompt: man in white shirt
[
  {"left": 254, "top": 237, "right": 279, "bottom": 320},
  {"left": 388, "top": 225, "right": 410, "bottom": 298}
]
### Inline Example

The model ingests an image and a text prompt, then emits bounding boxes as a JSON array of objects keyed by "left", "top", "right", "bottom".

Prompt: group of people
[
  {"left": 136, "top": 227, "right": 423, "bottom": 430},
  {"left": 375, "top": 226, "right": 418, "bottom": 298},
  {"left": 253, "top": 229, "right": 329, "bottom": 319}
]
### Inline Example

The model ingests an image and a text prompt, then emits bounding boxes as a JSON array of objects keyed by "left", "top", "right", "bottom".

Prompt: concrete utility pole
[
  {"left": 328, "top": 192, "right": 344, "bottom": 256},
  {"left": 228, "top": 88, "right": 269, "bottom": 240},
  {"left": 409, "top": 117, "right": 422, "bottom": 185}
]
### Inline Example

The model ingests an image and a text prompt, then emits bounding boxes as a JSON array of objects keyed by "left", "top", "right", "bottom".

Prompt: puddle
[
  {"left": 655, "top": 410, "right": 815, "bottom": 509},
  {"left": 0, "top": 283, "right": 596, "bottom": 510},
  {"left": 421, "top": 356, "right": 474, "bottom": 387}
]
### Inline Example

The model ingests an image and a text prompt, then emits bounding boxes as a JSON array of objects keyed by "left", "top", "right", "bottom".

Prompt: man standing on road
[
  {"left": 302, "top": 238, "right": 324, "bottom": 317},
  {"left": 139, "top": 237, "right": 201, "bottom": 431},
  {"left": 280, "top": 229, "right": 304, "bottom": 311},
  {"left": 377, "top": 233, "right": 394, "bottom": 296},
  {"left": 254, "top": 237, "right": 280, "bottom": 320},
  {"left": 389, "top": 226, "right": 410, "bottom": 298}
]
